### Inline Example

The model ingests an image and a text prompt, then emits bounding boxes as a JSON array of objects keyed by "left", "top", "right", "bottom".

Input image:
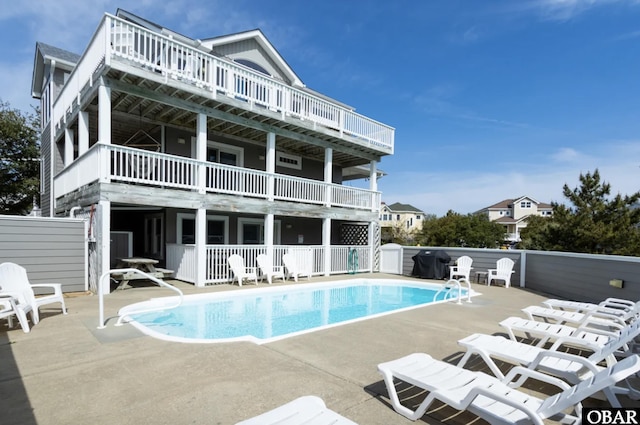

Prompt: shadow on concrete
[{"left": 0, "top": 327, "right": 37, "bottom": 425}]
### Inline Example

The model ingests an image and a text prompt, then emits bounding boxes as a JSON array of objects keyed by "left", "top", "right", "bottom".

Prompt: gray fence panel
[
  {"left": 525, "top": 252, "right": 640, "bottom": 303},
  {"left": 401, "top": 246, "right": 521, "bottom": 286},
  {"left": 0, "top": 215, "right": 87, "bottom": 293}
]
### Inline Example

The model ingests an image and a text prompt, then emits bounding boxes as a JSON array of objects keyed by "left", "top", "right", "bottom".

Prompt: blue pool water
[{"left": 120, "top": 279, "right": 472, "bottom": 344}]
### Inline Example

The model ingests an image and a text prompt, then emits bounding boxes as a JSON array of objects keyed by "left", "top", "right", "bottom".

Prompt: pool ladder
[
  {"left": 97, "top": 268, "right": 184, "bottom": 329},
  {"left": 435, "top": 278, "right": 472, "bottom": 304}
]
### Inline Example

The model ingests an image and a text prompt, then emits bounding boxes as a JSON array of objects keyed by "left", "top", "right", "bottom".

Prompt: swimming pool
[{"left": 119, "top": 278, "right": 475, "bottom": 344}]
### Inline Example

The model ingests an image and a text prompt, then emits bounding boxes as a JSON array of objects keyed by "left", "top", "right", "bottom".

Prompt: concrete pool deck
[{"left": 0, "top": 274, "right": 631, "bottom": 424}]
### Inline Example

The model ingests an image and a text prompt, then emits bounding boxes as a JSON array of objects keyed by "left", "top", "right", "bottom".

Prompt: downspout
[{"left": 69, "top": 206, "right": 81, "bottom": 218}]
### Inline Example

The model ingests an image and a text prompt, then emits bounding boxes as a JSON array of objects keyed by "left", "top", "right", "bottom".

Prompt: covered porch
[{"left": 166, "top": 243, "right": 372, "bottom": 285}]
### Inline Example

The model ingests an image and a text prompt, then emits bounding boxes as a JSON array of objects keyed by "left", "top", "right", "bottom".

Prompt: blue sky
[{"left": 1, "top": 0, "right": 640, "bottom": 216}]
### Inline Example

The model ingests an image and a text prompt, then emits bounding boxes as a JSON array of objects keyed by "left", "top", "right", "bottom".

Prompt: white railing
[
  {"left": 166, "top": 243, "right": 196, "bottom": 282},
  {"left": 54, "top": 143, "right": 380, "bottom": 211},
  {"left": 51, "top": 14, "right": 394, "bottom": 153},
  {"left": 165, "top": 244, "right": 372, "bottom": 285}
]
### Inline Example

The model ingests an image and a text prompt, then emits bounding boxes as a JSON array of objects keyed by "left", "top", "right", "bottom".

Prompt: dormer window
[{"left": 235, "top": 59, "right": 269, "bottom": 76}]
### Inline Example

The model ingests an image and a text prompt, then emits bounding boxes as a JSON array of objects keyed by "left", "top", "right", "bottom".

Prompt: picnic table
[{"left": 112, "top": 257, "right": 174, "bottom": 290}]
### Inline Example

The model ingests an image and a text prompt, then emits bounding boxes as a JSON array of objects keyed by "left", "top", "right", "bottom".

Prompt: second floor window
[{"left": 521, "top": 201, "right": 531, "bottom": 208}]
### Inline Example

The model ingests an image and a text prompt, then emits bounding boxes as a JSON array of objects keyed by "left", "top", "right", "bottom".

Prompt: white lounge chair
[
  {"left": 227, "top": 255, "right": 258, "bottom": 286},
  {"left": 0, "top": 262, "right": 67, "bottom": 324},
  {"left": 543, "top": 297, "right": 640, "bottom": 315},
  {"left": 378, "top": 352, "right": 640, "bottom": 423},
  {"left": 282, "top": 252, "right": 311, "bottom": 282},
  {"left": 522, "top": 305, "right": 630, "bottom": 330},
  {"left": 235, "top": 395, "right": 358, "bottom": 425},
  {"left": 256, "top": 254, "right": 286, "bottom": 285},
  {"left": 457, "top": 320, "right": 640, "bottom": 393},
  {"left": 0, "top": 294, "right": 31, "bottom": 333},
  {"left": 449, "top": 255, "right": 473, "bottom": 282},
  {"left": 499, "top": 316, "right": 618, "bottom": 348},
  {"left": 487, "top": 257, "right": 515, "bottom": 287}
]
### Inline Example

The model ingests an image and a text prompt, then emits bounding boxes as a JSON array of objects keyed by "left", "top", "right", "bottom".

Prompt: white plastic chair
[
  {"left": 0, "top": 262, "right": 67, "bottom": 325},
  {"left": 256, "top": 254, "right": 285, "bottom": 284},
  {"left": 543, "top": 297, "right": 640, "bottom": 315},
  {"left": 487, "top": 257, "right": 515, "bottom": 287},
  {"left": 457, "top": 320, "right": 640, "bottom": 389},
  {"left": 449, "top": 255, "right": 473, "bottom": 282},
  {"left": 227, "top": 255, "right": 258, "bottom": 286},
  {"left": 498, "top": 316, "right": 616, "bottom": 348},
  {"left": 0, "top": 295, "right": 31, "bottom": 333},
  {"left": 522, "top": 305, "right": 630, "bottom": 329},
  {"left": 235, "top": 395, "right": 358, "bottom": 425},
  {"left": 378, "top": 351, "right": 640, "bottom": 422},
  {"left": 282, "top": 253, "right": 311, "bottom": 282}
]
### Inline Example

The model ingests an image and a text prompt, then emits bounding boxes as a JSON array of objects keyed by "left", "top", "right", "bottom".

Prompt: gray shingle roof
[
  {"left": 36, "top": 42, "right": 80, "bottom": 64},
  {"left": 385, "top": 202, "right": 423, "bottom": 213}
]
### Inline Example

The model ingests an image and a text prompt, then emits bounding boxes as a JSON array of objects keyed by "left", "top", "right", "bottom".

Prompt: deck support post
[
  {"left": 98, "top": 83, "right": 111, "bottom": 144},
  {"left": 78, "top": 111, "right": 89, "bottom": 156},
  {"left": 324, "top": 147, "right": 333, "bottom": 207},
  {"left": 323, "top": 218, "right": 331, "bottom": 276},
  {"left": 323, "top": 147, "right": 333, "bottom": 276},
  {"left": 195, "top": 113, "right": 208, "bottom": 286},
  {"left": 196, "top": 113, "right": 207, "bottom": 194},
  {"left": 195, "top": 207, "right": 207, "bottom": 287},
  {"left": 97, "top": 200, "right": 111, "bottom": 294},
  {"left": 266, "top": 132, "right": 275, "bottom": 201},
  {"left": 64, "top": 128, "right": 74, "bottom": 166}
]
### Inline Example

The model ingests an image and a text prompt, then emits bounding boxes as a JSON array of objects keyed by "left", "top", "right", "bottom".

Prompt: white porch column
[
  {"left": 64, "top": 128, "right": 74, "bottom": 166},
  {"left": 98, "top": 200, "right": 111, "bottom": 294},
  {"left": 369, "top": 221, "right": 378, "bottom": 273},
  {"left": 324, "top": 147, "right": 333, "bottom": 207},
  {"left": 369, "top": 160, "right": 378, "bottom": 211},
  {"left": 265, "top": 213, "right": 274, "bottom": 258},
  {"left": 197, "top": 113, "right": 207, "bottom": 194},
  {"left": 266, "top": 132, "right": 275, "bottom": 201},
  {"left": 195, "top": 207, "right": 207, "bottom": 287},
  {"left": 98, "top": 85, "right": 111, "bottom": 144},
  {"left": 78, "top": 111, "right": 89, "bottom": 156},
  {"left": 322, "top": 217, "right": 331, "bottom": 276},
  {"left": 323, "top": 147, "right": 333, "bottom": 276},
  {"left": 369, "top": 160, "right": 378, "bottom": 191}
]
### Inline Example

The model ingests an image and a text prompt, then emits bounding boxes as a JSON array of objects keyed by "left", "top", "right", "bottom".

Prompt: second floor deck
[{"left": 54, "top": 143, "right": 382, "bottom": 214}]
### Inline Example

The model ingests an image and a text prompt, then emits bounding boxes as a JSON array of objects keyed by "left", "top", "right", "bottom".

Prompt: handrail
[
  {"left": 435, "top": 279, "right": 472, "bottom": 305},
  {"left": 97, "top": 268, "right": 183, "bottom": 329}
]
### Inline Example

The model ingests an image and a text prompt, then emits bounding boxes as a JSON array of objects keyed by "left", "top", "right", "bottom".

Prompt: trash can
[{"left": 411, "top": 250, "right": 451, "bottom": 279}]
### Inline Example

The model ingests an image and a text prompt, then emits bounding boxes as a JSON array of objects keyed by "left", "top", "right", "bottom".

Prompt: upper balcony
[
  {"left": 54, "top": 143, "right": 382, "bottom": 213},
  {"left": 50, "top": 14, "right": 395, "bottom": 170}
]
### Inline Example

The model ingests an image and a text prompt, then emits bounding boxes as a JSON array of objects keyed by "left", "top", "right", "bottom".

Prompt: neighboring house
[
  {"left": 476, "top": 196, "right": 553, "bottom": 243},
  {"left": 31, "top": 9, "right": 394, "bottom": 290},
  {"left": 379, "top": 202, "right": 425, "bottom": 243}
]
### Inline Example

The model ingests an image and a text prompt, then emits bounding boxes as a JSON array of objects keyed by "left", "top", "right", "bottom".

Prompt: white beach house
[{"left": 31, "top": 9, "right": 394, "bottom": 289}]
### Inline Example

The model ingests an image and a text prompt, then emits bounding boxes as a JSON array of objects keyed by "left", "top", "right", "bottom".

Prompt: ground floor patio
[{"left": 0, "top": 274, "right": 632, "bottom": 425}]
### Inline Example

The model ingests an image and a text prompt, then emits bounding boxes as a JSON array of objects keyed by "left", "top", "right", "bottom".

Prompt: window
[
  {"left": 520, "top": 201, "right": 531, "bottom": 208},
  {"left": 238, "top": 217, "right": 281, "bottom": 244},
  {"left": 193, "top": 139, "right": 244, "bottom": 166},
  {"left": 41, "top": 85, "right": 50, "bottom": 128},
  {"left": 276, "top": 152, "right": 302, "bottom": 170},
  {"left": 177, "top": 213, "right": 229, "bottom": 244},
  {"left": 416, "top": 215, "right": 421, "bottom": 220},
  {"left": 235, "top": 59, "right": 270, "bottom": 76},
  {"left": 396, "top": 214, "right": 400, "bottom": 221}
]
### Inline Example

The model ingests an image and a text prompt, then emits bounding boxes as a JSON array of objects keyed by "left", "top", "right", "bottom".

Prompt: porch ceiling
[{"left": 88, "top": 67, "right": 385, "bottom": 168}]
